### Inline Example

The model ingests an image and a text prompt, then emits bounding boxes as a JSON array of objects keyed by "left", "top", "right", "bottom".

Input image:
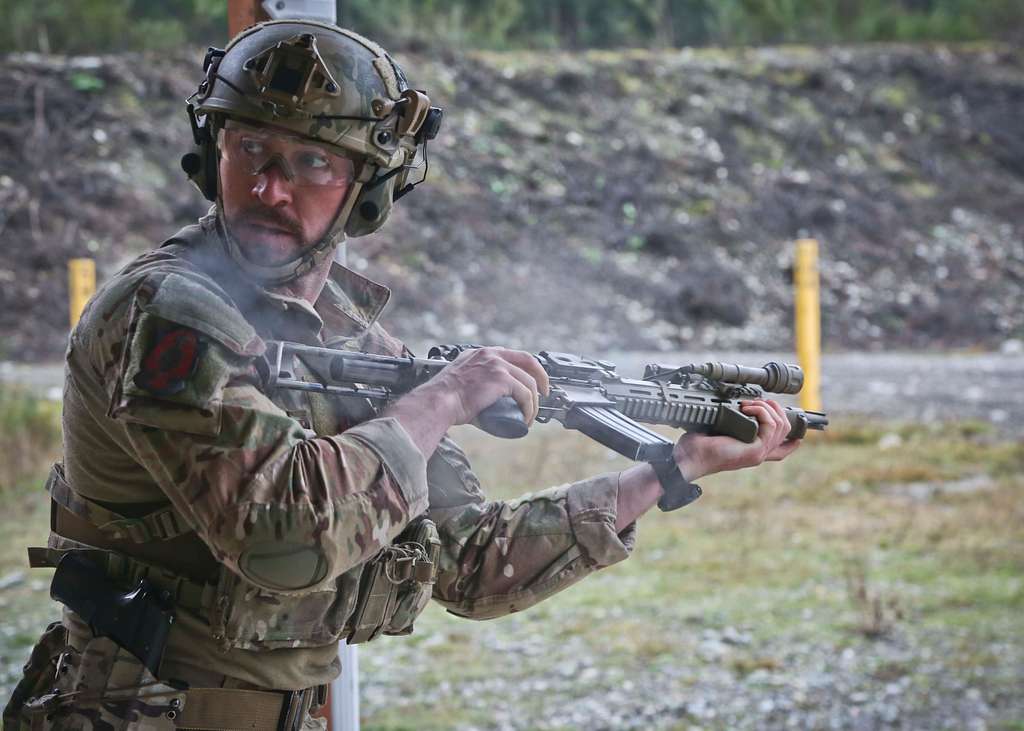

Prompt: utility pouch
[
  {"left": 209, "top": 567, "right": 362, "bottom": 651},
  {"left": 383, "top": 517, "right": 441, "bottom": 637},
  {"left": 208, "top": 518, "right": 439, "bottom": 650},
  {"left": 2, "top": 622, "right": 68, "bottom": 731},
  {"left": 347, "top": 517, "right": 440, "bottom": 643}
]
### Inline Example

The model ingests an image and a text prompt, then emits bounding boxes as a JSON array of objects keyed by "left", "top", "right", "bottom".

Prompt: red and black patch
[{"left": 133, "top": 327, "right": 204, "bottom": 396}]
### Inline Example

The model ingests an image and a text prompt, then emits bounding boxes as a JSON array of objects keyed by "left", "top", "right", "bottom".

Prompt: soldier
[{"left": 3, "top": 20, "right": 800, "bottom": 731}]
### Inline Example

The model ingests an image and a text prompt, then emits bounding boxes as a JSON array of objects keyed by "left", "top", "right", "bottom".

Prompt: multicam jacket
[{"left": 50, "top": 211, "right": 637, "bottom": 691}]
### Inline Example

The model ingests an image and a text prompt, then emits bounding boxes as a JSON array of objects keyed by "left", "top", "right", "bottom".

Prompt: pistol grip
[{"left": 476, "top": 396, "right": 528, "bottom": 439}]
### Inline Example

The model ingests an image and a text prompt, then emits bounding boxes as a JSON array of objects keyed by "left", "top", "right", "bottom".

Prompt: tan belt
[
  {"left": 52, "top": 502, "right": 222, "bottom": 582},
  {"left": 46, "top": 463, "right": 220, "bottom": 583},
  {"left": 175, "top": 685, "right": 325, "bottom": 731}
]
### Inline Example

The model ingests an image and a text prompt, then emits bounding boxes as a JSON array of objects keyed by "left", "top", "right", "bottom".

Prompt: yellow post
[
  {"left": 794, "top": 239, "right": 822, "bottom": 412},
  {"left": 68, "top": 258, "right": 96, "bottom": 329}
]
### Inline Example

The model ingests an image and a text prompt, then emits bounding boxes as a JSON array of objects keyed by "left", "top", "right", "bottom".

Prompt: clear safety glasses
[{"left": 219, "top": 120, "right": 356, "bottom": 188}]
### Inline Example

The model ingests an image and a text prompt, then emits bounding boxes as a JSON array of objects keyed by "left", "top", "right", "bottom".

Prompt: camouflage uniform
[{"left": 4, "top": 211, "right": 637, "bottom": 730}]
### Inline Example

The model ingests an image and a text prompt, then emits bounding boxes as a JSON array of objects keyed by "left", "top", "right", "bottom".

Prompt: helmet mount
[{"left": 243, "top": 33, "right": 341, "bottom": 116}]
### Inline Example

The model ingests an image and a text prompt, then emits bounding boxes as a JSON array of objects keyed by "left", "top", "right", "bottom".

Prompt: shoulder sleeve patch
[
  {"left": 108, "top": 274, "right": 264, "bottom": 436},
  {"left": 132, "top": 326, "right": 204, "bottom": 397},
  {"left": 142, "top": 272, "right": 264, "bottom": 357}
]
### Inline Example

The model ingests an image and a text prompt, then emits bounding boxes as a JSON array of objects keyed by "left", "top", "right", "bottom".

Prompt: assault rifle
[{"left": 264, "top": 342, "right": 828, "bottom": 511}]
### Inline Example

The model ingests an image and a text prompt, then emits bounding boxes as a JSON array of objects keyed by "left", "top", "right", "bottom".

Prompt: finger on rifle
[
  {"left": 498, "top": 349, "right": 550, "bottom": 396},
  {"left": 764, "top": 398, "right": 790, "bottom": 426},
  {"left": 761, "top": 399, "right": 798, "bottom": 438},
  {"left": 762, "top": 399, "right": 790, "bottom": 441},
  {"left": 505, "top": 374, "right": 538, "bottom": 425},
  {"left": 502, "top": 361, "right": 540, "bottom": 422},
  {"left": 740, "top": 400, "right": 781, "bottom": 442},
  {"left": 761, "top": 399, "right": 790, "bottom": 443}
]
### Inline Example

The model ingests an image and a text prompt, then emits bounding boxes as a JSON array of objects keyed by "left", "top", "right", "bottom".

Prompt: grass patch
[
  {"left": 0, "top": 385, "right": 62, "bottom": 493},
  {"left": 0, "top": 386, "right": 64, "bottom": 707}
]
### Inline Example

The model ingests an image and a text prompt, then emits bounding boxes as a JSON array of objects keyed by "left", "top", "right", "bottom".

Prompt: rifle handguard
[{"left": 263, "top": 342, "right": 829, "bottom": 509}]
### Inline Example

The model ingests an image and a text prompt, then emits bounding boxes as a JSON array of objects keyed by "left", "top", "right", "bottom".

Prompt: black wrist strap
[{"left": 651, "top": 460, "right": 703, "bottom": 512}]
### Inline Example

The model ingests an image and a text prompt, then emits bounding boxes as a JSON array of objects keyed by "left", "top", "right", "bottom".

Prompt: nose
[{"left": 251, "top": 164, "right": 293, "bottom": 207}]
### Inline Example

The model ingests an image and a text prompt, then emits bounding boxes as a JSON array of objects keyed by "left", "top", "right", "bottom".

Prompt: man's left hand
[{"left": 674, "top": 398, "right": 802, "bottom": 482}]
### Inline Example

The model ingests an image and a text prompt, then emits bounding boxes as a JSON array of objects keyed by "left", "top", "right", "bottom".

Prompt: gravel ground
[{"left": 361, "top": 612, "right": 1024, "bottom": 731}]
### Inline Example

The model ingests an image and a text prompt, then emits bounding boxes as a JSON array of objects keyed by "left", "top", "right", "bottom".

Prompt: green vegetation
[
  {"left": 0, "top": 388, "right": 63, "bottom": 701},
  {"left": 0, "top": 386, "right": 61, "bottom": 493},
  {"left": 1, "top": 0, "right": 1020, "bottom": 54},
  {"left": 0, "top": 0, "right": 224, "bottom": 54}
]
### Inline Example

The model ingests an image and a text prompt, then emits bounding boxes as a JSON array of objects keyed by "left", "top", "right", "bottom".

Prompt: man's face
[{"left": 218, "top": 120, "right": 356, "bottom": 266}]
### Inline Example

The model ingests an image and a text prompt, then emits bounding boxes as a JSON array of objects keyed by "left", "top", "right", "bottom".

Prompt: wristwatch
[{"left": 651, "top": 460, "right": 703, "bottom": 512}]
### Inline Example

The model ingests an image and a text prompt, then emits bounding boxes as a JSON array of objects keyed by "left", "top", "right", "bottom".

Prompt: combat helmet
[{"left": 181, "top": 20, "right": 442, "bottom": 285}]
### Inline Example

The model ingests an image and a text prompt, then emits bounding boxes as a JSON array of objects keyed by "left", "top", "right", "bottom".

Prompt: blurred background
[{"left": 0, "top": 1, "right": 1021, "bottom": 730}]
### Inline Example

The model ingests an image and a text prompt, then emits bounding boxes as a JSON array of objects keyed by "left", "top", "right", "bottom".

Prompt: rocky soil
[
  {"left": 1, "top": 44, "right": 1023, "bottom": 360},
  {"left": 360, "top": 608, "right": 1024, "bottom": 731}
]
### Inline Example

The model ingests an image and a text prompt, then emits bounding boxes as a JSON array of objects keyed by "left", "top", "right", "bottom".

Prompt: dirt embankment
[{"left": 1, "top": 44, "right": 1022, "bottom": 360}]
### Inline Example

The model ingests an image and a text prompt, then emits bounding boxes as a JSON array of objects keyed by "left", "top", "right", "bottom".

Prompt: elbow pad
[{"left": 239, "top": 541, "right": 329, "bottom": 591}]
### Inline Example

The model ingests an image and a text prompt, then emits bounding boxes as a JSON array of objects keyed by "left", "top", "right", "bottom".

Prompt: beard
[{"left": 226, "top": 205, "right": 308, "bottom": 266}]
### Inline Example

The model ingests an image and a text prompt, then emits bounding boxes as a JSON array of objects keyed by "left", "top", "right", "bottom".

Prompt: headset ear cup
[
  {"left": 180, "top": 123, "right": 218, "bottom": 202},
  {"left": 345, "top": 177, "right": 395, "bottom": 238}
]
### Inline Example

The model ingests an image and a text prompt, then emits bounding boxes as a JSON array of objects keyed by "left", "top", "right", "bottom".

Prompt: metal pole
[
  {"left": 68, "top": 258, "right": 96, "bottom": 328},
  {"left": 224, "top": 4, "right": 359, "bottom": 730},
  {"left": 328, "top": 248, "right": 355, "bottom": 731},
  {"left": 331, "top": 642, "right": 360, "bottom": 731},
  {"left": 794, "top": 239, "right": 822, "bottom": 412}
]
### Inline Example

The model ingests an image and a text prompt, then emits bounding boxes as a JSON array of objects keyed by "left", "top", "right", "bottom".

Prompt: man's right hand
[
  {"left": 383, "top": 347, "right": 549, "bottom": 460},
  {"left": 420, "top": 347, "right": 550, "bottom": 427}
]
